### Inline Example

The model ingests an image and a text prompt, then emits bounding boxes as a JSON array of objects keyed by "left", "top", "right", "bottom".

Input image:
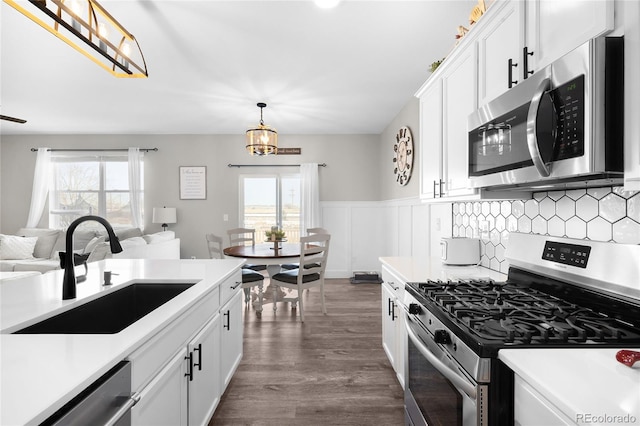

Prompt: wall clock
[{"left": 393, "top": 126, "right": 414, "bottom": 186}]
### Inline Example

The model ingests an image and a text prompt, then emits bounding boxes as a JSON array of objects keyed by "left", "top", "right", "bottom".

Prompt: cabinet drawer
[
  {"left": 219, "top": 270, "right": 242, "bottom": 306},
  {"left": 128, "top": 285, "right": 220, "bottom": 392},
  {"left": 381, "top": 265, "right": 405, "bottom": 301}
]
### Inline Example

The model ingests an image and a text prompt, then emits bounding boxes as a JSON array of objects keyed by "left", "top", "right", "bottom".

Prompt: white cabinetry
[
  {"left": 220, "top": 290, "right": 243, "bottom": 391},
  {"left": 477, "top": 0, "right": 525, "bottom": 106},
  {"left": 526, "top": 0, "right": 614, "bottom": 71},
  {"left": 187, "top": 315, "right": 222, "bottom": 426},
  {"left": 132, "top": 348, "right": 188, "bottom": 426},
  {"left": 418, "top": 80, "right": 442, "bottom": 199},
  {"left": 129, "top": 271, "right": 243, "bottom": 426},
  {"left": 381, "top": 265, "right": 406, "bottom": 389},
  {"left": 514, "top": 375, "right": 575, "bottom": 425},
  {"left": 624, "top": 0, "right": 640, "bottom": 190}
]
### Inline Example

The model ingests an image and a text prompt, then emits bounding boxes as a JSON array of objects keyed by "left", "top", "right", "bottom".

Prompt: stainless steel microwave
[{"left": 467, "top": 38, "right": 624, "bottom": 190}]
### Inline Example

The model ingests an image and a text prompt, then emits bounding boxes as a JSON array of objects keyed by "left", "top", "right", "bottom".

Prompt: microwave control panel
[
  {"left": 552, "top": 75, "right": 585, "bottom": 160},
  {"left": 542, "top": 240, "right": 591, "bottom": 268}
]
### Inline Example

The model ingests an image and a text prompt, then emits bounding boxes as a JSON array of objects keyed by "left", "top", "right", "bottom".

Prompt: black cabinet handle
[
  {"left": 185, "top": 353, "right": 194, "bottom": 381},
  {"left": 391, "top": 301, "right": 397, "bottom": 322},
  {"left": 508, "top": 58, "right": 518, "bottom": 88},
  {"left": 433, "top": 180, "right": 438, "bottom": 198},
  {"left": 231, "top": 281, "right": 241, "bottom": 290},
  {"left": 224, "top": 311, "right": 230, "bottom": 330},
  {"left": 523, "top": 46, "right": 534, "bottom": 79},
  {"left": 388, "top": 298, "right": 393, "bottom": 316},
  {"left": 193, "top": 343, "right": 202, "bottom": 371},
  {"left": 439, "top": 179, "right": 445, "bottom": 197}
]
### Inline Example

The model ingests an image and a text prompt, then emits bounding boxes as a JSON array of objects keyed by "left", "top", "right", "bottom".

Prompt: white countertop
[
  {"left": 500, "top": 348, "right": 640, "bottom": 425},
  {"left": 379, "top": 256, "right": 507, "bottom": 283},
  {"left": 0, "top": 258, "right": 244, "bottom": 426}
]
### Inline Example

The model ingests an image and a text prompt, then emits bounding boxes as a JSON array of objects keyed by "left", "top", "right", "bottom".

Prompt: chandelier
[
  {"left": 246, "top": 102, "right": 278, "bottom": 156},
  {"left": 4, "top": 0, "right": 148, "bottom": 78}
]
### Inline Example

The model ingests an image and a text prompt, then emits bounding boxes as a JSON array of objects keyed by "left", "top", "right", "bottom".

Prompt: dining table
[{"left": 223, "top": 242, "right": 313, "bottom": 312}]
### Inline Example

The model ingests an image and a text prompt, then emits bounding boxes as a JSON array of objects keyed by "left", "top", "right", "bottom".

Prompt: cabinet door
[
  {"left": 526, "top": 0, "right": 614, "bottom": 71},
  {"left": 418, "top": 80, "right": 443, "bottom": 199},
  {"left": 442, "top": 47, "right": 478, "bottom": 197},
  {"left": 220, "top": 290, "right": 243, "bottom": 391},
  {"left": 188, "top": 314, "right": 221, "bottom": 426},
  {"left": 477, "top": 0, "right": 525, "bottom": 106},
  {"left": 381, "top": 283, "right": 396, "bottom": 368},
  {"left": 132, "top": 348, "right": 188, "bottom": 426},
  {"left": 394, "top": 302, "right": 406, "bottom": 390}
]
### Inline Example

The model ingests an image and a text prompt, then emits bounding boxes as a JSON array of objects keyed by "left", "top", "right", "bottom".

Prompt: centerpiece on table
[
  {"left": 265, "top": 227, "right": 286, "bottom": 254},
  {"left": 265, "top": 227, "right": 286, "bottom": 242}
]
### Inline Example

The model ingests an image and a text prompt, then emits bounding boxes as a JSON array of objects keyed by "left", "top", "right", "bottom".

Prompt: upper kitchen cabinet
[
  {"left": 477, "top": 0, "right": 526, "bottom": 107},
  {"left": 526, "top": 0, "right": 614, "bottom": 72},
  {"left": 477, "top": 0, "right": 614, "bottom": 108},
  {"left": 623, "top": 0, "right": 640, "bottom": 191},
  {"left": 418, "top": 80, "right": 443, "bottom": 199}
]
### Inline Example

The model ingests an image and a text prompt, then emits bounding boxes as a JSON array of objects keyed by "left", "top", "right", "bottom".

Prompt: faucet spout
[{"left": 61, "top": 215, "right": 124, "bottom": 300}]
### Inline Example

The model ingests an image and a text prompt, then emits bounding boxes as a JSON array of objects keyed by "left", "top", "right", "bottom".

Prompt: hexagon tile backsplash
[{"left": 452, "top": 186, "right": 640, "bottom": 274}]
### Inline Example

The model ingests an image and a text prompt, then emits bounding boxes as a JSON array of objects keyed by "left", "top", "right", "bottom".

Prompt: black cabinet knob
[
  {"left": 408, "top": 303, "right": 422, "bottom": 315},
  {"left": 434, "top": 329, "right": 451, "bottom": 344}
]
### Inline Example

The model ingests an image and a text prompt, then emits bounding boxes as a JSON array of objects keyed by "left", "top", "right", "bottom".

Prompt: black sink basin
[{"left": 14, "top": 283, "right": 195, "bottom": 334}]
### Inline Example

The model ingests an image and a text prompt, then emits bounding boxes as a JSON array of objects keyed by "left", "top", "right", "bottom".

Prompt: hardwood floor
[{"left": 209, "top": 279, "right": 405, "bottom": 425}]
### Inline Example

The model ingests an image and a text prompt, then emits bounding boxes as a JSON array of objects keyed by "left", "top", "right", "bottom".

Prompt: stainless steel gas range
[{"left": 403, "top": 233, "right": 640, "bottom": 426}]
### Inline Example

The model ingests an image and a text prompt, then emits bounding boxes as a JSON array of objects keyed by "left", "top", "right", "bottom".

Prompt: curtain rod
[
  {"left": 31, "top": 148, "right": 158, "bottom": 152},
  {"left": 228, "top": 163, "right": 326, "bottom": 168}
]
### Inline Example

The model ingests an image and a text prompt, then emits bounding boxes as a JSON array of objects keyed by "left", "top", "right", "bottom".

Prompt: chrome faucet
[{"left": 61, "top": 215, "right": 123, "bottom": 300}]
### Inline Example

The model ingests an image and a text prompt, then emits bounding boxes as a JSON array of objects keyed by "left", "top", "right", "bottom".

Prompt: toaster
[{"left": 440, "top": 238, "right": 480, "bottom": 265}]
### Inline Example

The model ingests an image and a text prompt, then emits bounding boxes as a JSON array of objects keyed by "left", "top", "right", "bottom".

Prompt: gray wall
[
  {"left": 1, "top": 133, "right": 381, "bottom": 258},
  {"left": 378, "top": 97, "right": 420, "bottom": 200}
]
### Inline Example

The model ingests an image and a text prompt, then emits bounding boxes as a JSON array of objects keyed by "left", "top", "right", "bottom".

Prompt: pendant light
[{"left": 246, "top": 102, "right": 278, "bottom": 156}]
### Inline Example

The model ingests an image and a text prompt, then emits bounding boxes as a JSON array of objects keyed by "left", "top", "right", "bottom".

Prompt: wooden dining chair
[
  {"left": 281, "top": 228, "right": 329, "bottom": 271},
  {"left": 270, "top": 233, "right": 331, "bottom": 322},
  {"left": 226, "top": 227, "right": 267, "bottom": 272},
  {"left": 206, "top": 233, "right": 264, "bottom": 310}
]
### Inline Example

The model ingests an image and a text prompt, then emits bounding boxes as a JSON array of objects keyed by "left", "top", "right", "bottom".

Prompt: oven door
[{"left": 404, "top": 314, "right": 487, "bottom": 426}]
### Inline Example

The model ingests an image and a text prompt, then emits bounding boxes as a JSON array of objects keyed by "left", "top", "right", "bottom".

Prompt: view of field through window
[{"left": 242, "top": 175, "right": 301, "bottom": 243}]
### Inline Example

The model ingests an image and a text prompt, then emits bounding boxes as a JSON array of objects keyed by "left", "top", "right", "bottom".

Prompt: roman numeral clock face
[{"left": 393, "top": 126, "right": 413, "bottom": 186}]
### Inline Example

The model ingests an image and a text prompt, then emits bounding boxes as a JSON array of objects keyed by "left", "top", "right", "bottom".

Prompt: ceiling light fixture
[
  {"left": 314, "top": 0, "right": 341, "bottom": 9},
  {"left": 3, "top": 0, "right": 148, "bottom": 78},
  {"left": 246, "top": 102, "right": 278, "bottom": 156}
]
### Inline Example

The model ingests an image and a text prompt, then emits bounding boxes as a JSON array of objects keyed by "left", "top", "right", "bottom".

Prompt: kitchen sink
[{"left": 13, "top": 282, "right": 196, "bottom": 334}]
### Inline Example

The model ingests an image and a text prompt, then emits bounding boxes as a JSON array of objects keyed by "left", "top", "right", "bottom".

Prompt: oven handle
[
  {"left": 526, "top": 77, "right": 552, "bottom": 177},
  {"left": 404, "top": 315, "right": 477, "bottom": 400}
]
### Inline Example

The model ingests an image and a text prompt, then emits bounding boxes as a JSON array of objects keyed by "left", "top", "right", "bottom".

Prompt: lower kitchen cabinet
[
  {"left": 129, "top": 270, "right": 243, "bottom": 426},
  {"left": 381, "top": 266, "right": 406, "bottom": 389},
  {"left": 220, "top": 290, "right": 243, "bottom": 391},
  {"left": 514, "top": 375, "right": 574, "bottom": 425},
  {"left": 131, "top": 348, "right": 188, "bottom": 426}
]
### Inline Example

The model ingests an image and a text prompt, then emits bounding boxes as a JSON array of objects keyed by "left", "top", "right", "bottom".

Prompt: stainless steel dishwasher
[{"left": 42, "top": 361, "right": 139, "bottom": 426}]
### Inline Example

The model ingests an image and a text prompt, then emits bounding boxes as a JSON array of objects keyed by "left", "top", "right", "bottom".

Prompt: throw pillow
[
  {"left": 143, "top": 231, "right": 175, "bottom": 244},
  {"left": 17, "top": 228, "right": 61, "bottom": 259},
  {"left": 0, "top": 235, "right": 38, "bottom": 260},
  {"left": 113, "top": 227, "right": 143, "bottom": 241},
  {"left": 83, "top": 236, "right": 107, "bottom": 255},
  {"left": 86, "top": 242, "right": 110, "bottom": 263}
]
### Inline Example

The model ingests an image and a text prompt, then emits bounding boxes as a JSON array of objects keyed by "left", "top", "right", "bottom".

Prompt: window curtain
[
  {"left": 300, "top": 163, "right": 321, "bottom": 233},
  {"left": 26, "top": 147, "right": 51, "bottom": 228},
  {"left": 128, "top": 148, "right": 144, "bottom": 230}
]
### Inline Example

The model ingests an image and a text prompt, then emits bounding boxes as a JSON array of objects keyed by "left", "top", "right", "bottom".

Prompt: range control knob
[
  {"left": 408, "top": 303, "right": 422, "bottom": 315},
  {"left": 434, "top": 329, "right": 451, "bottom": 344}
]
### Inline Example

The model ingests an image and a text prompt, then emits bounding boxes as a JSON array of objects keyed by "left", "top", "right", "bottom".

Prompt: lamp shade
[{"left": 152, "top": 207, "right": 177, "bottom": 226}]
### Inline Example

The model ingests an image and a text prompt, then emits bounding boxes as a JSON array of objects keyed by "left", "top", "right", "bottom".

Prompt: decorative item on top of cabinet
[
  {"left": 393, "top": 126, "right": 414, "bottom": 186},
  {"left": 469, "top": 0, "right": 487, "bottom": 26}
]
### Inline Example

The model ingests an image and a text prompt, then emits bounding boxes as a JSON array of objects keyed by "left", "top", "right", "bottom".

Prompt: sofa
[{"left": 0, "top": 227, "right": 180, "bottom": 274}]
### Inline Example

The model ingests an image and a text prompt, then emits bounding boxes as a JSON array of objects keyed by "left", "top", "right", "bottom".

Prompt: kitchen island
[{"left": 1, "top": 258, "right": 245, "bottom": 426}]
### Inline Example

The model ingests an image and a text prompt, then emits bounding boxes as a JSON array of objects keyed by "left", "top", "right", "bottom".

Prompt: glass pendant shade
[{"left": 246, "top": 103, "right": 278, "bottom": 156}]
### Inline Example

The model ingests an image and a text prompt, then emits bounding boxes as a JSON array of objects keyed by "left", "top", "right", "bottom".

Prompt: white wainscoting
[{"left": 321, "top": 198, "right": 431, "bottom": 278}]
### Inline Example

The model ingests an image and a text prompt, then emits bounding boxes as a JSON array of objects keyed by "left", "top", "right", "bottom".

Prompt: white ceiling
[{"left": 0, "top": 0, "right": 474, "bottom": 136}]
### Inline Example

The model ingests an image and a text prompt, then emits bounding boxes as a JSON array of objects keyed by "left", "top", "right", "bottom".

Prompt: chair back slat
[
  {"left": 299, "top": 234, "right": 330, "bottom": 280},
  {"left": 227, "top": 228, "right": 256, "bottom": 247},
  {"left": 205, "top": 233, "right": 224, "bottom": 259}
]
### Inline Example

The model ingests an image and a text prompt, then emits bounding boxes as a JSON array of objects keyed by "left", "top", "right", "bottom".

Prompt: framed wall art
[{"left": 179, "top": 166, "right": 207, "bottom": 200}]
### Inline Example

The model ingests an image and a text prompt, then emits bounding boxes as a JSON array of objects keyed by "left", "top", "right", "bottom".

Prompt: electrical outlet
[
  {"left": 223, "top": 214, "right": 228, "bottom": 221},
  {"left": 435, "top": 218, "right": 442, "bottom": 231}
]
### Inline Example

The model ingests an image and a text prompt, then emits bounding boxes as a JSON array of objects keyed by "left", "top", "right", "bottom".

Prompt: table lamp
[{"left": 152, "top": 207, "right": 177, "bottom": 231}]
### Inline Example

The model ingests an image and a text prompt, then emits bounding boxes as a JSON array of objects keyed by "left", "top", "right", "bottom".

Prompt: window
[
  {"left": 49, "top": 154, "right": 143, "bottom": 229},
  {"left": 240, "top": 174, "right": 300, "bottom": 242}
]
